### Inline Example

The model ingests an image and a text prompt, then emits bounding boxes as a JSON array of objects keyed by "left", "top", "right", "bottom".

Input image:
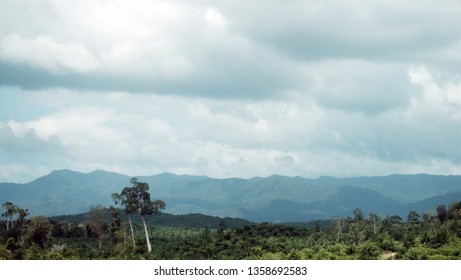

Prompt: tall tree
[
  {"left": 109, "top": 206, "right": 122, "bottom": 245},
  {"left": 1, "top": 202, "right": 18, "bottom": 231},
  {"left": 368, "top": 213, "right": 381, "bottom": 235},
  {"left": 448, "top": 201, "right": 461, "bottom": 221},
  {"left": 1, "top": 202, "right": 28, "bottom": 233},
  {"left": 332, "top": 216, "right": 344, "bottom": 242},
  {"left": 407, "top": 211, "right": 420, "bottom": 224},
  {"left": 16, "top": 207, "right": 29, "bottom": 226},
  {"left": 16, "top": 207, "right": 29, "bottom": 245},
  {"left": 117, "top": 178, "right": 165, "bottom": 253},
  {"left": 353, "top": 208, "right": 364, "bottom": 221},
  {"left": 436, "top": 204, "right": 448, "bottom": 223},
  {"left": 88, "top": 205, "right": 106, "bottom": 250},
  {"left": 112, "top": 192, "right": 135, "bottom": 248}
]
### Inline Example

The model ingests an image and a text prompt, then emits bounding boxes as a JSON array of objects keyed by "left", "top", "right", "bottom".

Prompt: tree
[
  {"left": 407, "top": 211, "right": 420, "bottom": 224},
  {"left": 16, "top": 207, "right": 29, "bottom": 245},
  {"left": 436, "top": 204, "right": 447, "bottom": 223},
  {"left": 109, "top": 206, "right": 122, "bottom": 245},
  {"left": 112, "top": 192, "right": 136, "bottom": 248},
  {"left": 218, "top": 219, "right": 226, "bottom": 237},
  {"left": 1, "top": 202, "right": 28, "bottom": 240},
  {"left": 421, "top": 227, "right": 449, "bottom": 248},
  {"left": 24, "top": 216, "right": 52, "bottom": 248},
  {"left": 331, "top": 216, "right": 345, "bottom": 242},
  {"left": 17, "top": 208, "right": 29, "bottom": 224},
  {"left": 88, "top": 205, "right": 106, "bottom": 250},
  {"left": 383, "top": 215, "right": 402, "bottom": 226},
  {"left": 2, "top": 202, "right": 18, "bottom": 231},
  {"left": 52, "top": 221, "right": 70, "bottom": 238},
  {"left": 381, "top": 215, "right": 403, "bottom": 240},
  {"left": 117, "top": 178, "right": 165, "bottom": 253},
  {"left": 447, "top": 201, "right": 461, "bottom": 221},
  {"left": 368, "top": 213, "right": 381, "bottom": 235},
  {"left": 353, "top": 208, "right": 364, "bottom": 221},
  {"left": 423, "top": 209, "right": 437, "bottom": 223}
]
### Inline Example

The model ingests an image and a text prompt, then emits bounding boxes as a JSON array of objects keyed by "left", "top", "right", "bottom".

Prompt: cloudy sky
[{"left": 1, "top": 0, "right": 461, "bottom": 183}]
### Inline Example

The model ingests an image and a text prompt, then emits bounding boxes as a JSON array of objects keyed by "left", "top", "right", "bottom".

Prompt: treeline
[
  {"left": 2, "top": 200, "right": 461, "bottom": 259},
  {"left": 50, "top": 212, "right": 253, "bottom": 229},
  {"left": 152, "top": 201, "right": 461, "bottom": 260}
]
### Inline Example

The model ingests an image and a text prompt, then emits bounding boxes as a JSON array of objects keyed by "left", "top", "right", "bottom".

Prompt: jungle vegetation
[{"left": 2, "top": 178, "right": 461, "bottom": 260}]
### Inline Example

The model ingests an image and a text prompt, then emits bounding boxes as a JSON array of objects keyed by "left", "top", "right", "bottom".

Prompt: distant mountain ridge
[{"left": 1, "top": 169, "right": 461, "bottom": 223}]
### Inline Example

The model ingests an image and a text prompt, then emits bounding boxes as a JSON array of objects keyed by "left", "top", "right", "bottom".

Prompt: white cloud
[
  {"left": 0, "top": 34, "right": 100, "bottom": 73},
  {"left": 2, "top": 1, "right": 461, "bottom": 182},
  {"left": 408, "top": 65, "right": 461, "bottom": 117},
  {"left": 0, "top": 164, "right": 31, "bottom": 183},
  {"left": 2, "top": 80, "right": 460, "bottom": 183},
  {"left": 205, "top": 7, "right": 229, "bottom": 28}
]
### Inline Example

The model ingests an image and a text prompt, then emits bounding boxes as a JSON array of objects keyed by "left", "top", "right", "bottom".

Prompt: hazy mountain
[{"left": 1, "top": 170, "right": 461, "bottom": 223}]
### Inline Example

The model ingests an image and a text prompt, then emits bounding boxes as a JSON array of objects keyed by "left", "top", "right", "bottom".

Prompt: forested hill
[
  {"left": 50, "top": 212, "right": 253, "bottom": 229},
  {"left": 1, "top": 170, "right": 461, "bottom": 223}
]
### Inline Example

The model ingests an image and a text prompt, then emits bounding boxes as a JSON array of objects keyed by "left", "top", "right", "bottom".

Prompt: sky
[{"left": 1, "top": 0, "right": 461, "bottom": 183}]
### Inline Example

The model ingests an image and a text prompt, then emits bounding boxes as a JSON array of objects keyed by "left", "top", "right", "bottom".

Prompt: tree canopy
[{"left": 112, "top": 178, "right": 165, "bottom": 253}]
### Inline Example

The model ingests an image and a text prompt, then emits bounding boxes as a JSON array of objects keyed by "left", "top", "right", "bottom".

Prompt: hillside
[
  {"left": 50, "top": 211, "right": 253, "bottom": 229},
  {"left": 1, "top": 170, "right": 461, "bottom": 222}
]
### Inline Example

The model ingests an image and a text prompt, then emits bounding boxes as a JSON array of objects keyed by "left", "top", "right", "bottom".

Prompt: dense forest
[{"left": 2, "top": 178, "right": 461, "bottom": 260}]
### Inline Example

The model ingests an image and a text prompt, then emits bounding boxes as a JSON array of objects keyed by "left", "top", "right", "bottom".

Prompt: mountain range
[{"left": 1, "top": 169, "right": 461, "bottom": 223}]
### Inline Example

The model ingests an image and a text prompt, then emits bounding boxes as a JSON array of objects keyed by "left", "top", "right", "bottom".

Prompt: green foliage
[
  {"left": 407, "top": 211, "right": 421, "bottom": 224},
  {"left": 23, "top": 243, "right": 44, "bottom": 260},
  {"left": 437, "top": 204, "right": 448, "bottom": 223},
  {"left": 24, "top": 216, "right": 53, "bottom": 248},
  {"left": 116, "top": 178, "right": 166, "bottom": 217},
  {"left": 353, "top": 208, "right": 364, "bottom": 221},
  {"left": 113, "top": 178, "right": 166, "bottom": 253},
  {"left": 3, "top": 199, "right": 461, "bottom": 260},
  {"left": 87, "top": 205, "right": 106, "bottom": 250},
  {"left": 108, "top": 206, "right": 122, "bottom": 245},
  {"left": 0, "top": 244, "right": 13, "bottom": 260},
  {"left": 421, "top": 227, "right": 450, "bottom": 248},
  {"left": 357, "top": 241, "right": 380, "bottom": 259},
  {"left": 1, "top": 202, "right": 28, "bottom": 231}
]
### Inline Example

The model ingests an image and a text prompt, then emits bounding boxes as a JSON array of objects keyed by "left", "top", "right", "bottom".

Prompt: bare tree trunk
[
  {"left": 128, "top": 216, "right": 136, "bottom": 248},
  {"left": 336, "top": 219, "right": 343, "bottom": 243},
  {"left": 98, "top": 237, "right": 103, "bottom": 250},
  {"left": 19, "top": 227, "right": 25, "bottom": 246},
  {"left": 141, "top": 215, "right": 152, "bottom": 253},
  {"left": 123, "top": 222, "right": 127, "bottom": 244}
]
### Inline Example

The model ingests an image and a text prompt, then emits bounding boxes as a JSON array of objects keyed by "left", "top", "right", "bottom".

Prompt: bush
[
  {"left": 357, "top": 241, "right": 380, "bottom": 260},
  {"left": 421, "top": 227, "right": 450, "bottom": 248},
  {"left": 0, "top": 245, "right": 13, "bottom": 260}
]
